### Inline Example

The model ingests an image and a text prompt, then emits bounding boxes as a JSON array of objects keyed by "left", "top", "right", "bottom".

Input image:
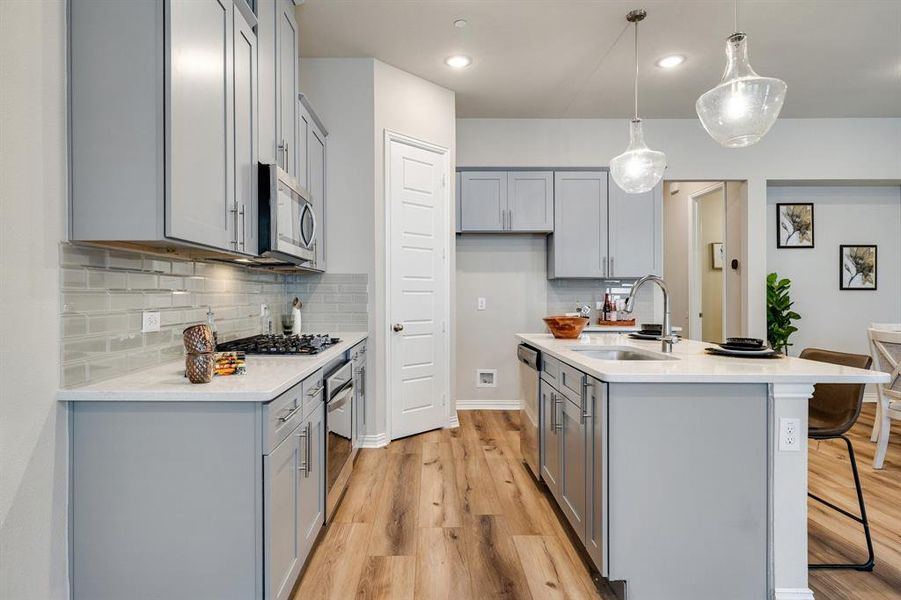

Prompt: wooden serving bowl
[{"left": 543, "top": 315, "right": 590, "bottom": 339}]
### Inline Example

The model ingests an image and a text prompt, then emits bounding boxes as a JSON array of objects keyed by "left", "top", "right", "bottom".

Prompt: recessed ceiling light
[
  {"left": 656, "top": 54, "right": 686, "bottom": 69},
  {"left": 453, "top": 19, "right": 467, "bottom": 28},
  {"left": 445, "top": 55, "right": 472, "bottom": 69}
]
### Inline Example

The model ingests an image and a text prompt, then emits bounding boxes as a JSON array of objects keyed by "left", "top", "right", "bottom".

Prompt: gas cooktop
[{"left": 216, "top": 334, "right": 341, "bottom": 355}]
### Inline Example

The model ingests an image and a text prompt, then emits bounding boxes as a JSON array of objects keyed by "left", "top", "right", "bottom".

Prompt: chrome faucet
[{"left": 624, "top": 275, "right": 679, "bottom": 353}]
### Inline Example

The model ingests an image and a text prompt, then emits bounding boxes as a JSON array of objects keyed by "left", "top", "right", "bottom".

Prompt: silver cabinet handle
[
  {"left": 602, "top": 256, "right": 607, "bottom": 277},
  {"left": 508, "top": 208, "right": 514, "bottom": 230},
  {"left": 610, "top": 256, "right": 614, "bottom": 277},
  {"left": 306, "top": 384, "right": 323, "bottom": 397},
  {"left": 278, "top": 139, "right": 289, "bottom": 171},
  {"left": 278, "top": 403, "right": 301, "bottom": 423},
  {"left": 549, "top": 392, "right": 555, "bottom": 431},
  {"left": 393, "top": 323, "right": 404, "bottom": 332},
  {"left": 297, "top": 427, "right": 308, "bottom": 473},
  {"left": 553, "top": 393, "right": 563, "bottom": 431},
  {"left": 580, "top": 380, "right": 591, "bottom": 421},
  {"left": 360, "top": 365, "right": 366, "bottom": 425},
  {"left": 305, "top": 421, "right": 312, "bottom": 477},
  {"left": 239, "top": 206, "right": 246, "bottom": 250}
]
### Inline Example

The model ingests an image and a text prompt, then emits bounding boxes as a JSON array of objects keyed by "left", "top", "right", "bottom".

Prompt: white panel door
[{"left": 389, "top": 136, "right": 449, "bottom": 440}]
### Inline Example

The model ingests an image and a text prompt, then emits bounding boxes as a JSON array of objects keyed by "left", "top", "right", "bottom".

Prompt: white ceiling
[{"left": 297, "top": 0, "right": 901, "bottom": 119}]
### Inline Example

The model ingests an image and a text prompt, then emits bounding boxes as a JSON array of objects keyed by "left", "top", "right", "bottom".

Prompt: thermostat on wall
[{"left": 476, "top": 369, "right": 497, "bottom": 388}]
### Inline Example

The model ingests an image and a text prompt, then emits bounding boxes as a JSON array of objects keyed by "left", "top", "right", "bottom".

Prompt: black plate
[
  {"left": 718, "top": 343, "right": 770, "bottom": 352},
  {"left": 628, "top": 332, "right": 661, "bottom": 340},
  {"left": 705, "top": 347, "right": 782, "bottom": 359}
]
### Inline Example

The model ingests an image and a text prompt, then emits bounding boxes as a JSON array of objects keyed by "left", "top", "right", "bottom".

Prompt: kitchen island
[
  {"left": 59, "top": 332, "right": 367, "bottom": 600},
  {"left": 516, "top": 332, "right": 887, "bottom": 600}
]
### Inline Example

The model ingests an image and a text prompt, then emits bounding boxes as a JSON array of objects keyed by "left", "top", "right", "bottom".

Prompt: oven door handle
[{"left": 328, "top": 385, "right": 353, "bottom": 412}]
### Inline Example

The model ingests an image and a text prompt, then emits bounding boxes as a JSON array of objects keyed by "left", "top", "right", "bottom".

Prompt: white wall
[
  {"left": 767, "top": 186, "right": 901, "bottom": 356},
  {"left": 0, "top": 1, "right": 69, "bottom": 598},
  {"left": 457, "top": 117, "right": 901, "bottom": 337},
  {"left": 455, "top": 235, "right": 548, "bottom": 405}
]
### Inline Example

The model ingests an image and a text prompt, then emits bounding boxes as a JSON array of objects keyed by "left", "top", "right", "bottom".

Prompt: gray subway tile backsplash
[{"left": 59, "top": 243, "right": 369, "bottom": 388}]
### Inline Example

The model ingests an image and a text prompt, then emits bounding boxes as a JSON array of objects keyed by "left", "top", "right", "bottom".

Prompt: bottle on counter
[{"left": 608, "top": 296, "right": 618, "bottom": 322}]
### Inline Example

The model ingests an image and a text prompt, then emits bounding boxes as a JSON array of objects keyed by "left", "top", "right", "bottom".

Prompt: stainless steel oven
[
  {"left": 257, "top": 163, "right": 316, "bottom": 266},
  {"left": 324, "top": 360, "right": 354, "bottom": 521}
]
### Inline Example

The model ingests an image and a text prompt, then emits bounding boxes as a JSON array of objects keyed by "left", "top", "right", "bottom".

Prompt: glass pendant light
[
  {"left": 610, "top": 9, "right": 666, "bottom": 195},
  {"left": 695, "top": 0, "right": 787, "bottom": 148}
]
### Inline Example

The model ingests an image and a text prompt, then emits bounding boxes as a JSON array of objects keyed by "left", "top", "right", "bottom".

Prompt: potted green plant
[{"left": 766, "top": 273, "right": 801, "bottom": 354}]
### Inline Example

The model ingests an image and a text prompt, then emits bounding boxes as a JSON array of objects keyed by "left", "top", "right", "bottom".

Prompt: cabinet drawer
[
  {"left": 301, "top": 368, "right": 325, "bottom": 419},
  {"left": 559, "top": 362, "right": 586, "bottom": 405},
  {"left": 264, "top": 381, "right": 304, "bottom": 453},
  {"left": 541, "top": 354, "right": 561, "bottom": 386}
]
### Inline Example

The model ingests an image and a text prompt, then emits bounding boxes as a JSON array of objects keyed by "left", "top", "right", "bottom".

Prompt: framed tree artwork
[
  {"left": 776, "top": 203, "right": 814, "bottom": 248},
  {"left": 840, "top": 245, "right": 877, "bottom": 290}
]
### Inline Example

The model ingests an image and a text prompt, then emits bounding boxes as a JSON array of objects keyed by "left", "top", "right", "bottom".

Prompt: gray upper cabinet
[
  {"left": 608, "top": 181, "right": 663, "bottom": 278},
  {"left": 460, "top": 171, "right": 507, "bottom": 232},
  {"left": 69, "top": 0, "right": 263, "bottom": 257},
  {"left": 508, "top": 171, "right": 554, "bottom": 231},
  {"left": 548, "top": 171, "right": 609, "bottom": 279},
  {"left": 458, "top": 170, "right": 553, "bottom": 232},
  {"left": 297, "top": 95, "right": 328, "bottom": 272},
  {"left": 276, "top": 0, "right": 299, "bottom": 179}
]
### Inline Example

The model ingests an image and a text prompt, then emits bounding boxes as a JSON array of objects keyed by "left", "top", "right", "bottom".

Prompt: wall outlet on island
[
  {"left": 141, "top": 311, "right": 161, "bottom": 333},
  {"left": 779, "top": 417, "right": 801, "bottom": 452}
]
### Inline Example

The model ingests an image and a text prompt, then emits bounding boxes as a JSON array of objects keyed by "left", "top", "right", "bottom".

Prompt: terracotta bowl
[{"left": 543, "top": 315, "right": 590, "bottom": 339}]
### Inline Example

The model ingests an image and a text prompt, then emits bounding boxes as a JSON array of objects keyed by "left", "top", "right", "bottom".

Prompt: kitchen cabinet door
[
  {"left": 560, "top": 396, "right": 588, "bottom": 543},
  {"left": 257, "top": 0, "right": 277, "bottom": 165},
  {"left": 167, "top": 0, "right": 235, "bottom": 252},
  {"left": 460, "top": 171, "right": 507, "bottom": 232},
  {"left": 276, "top": 0, "right": 299, "bottom": 178},
  {"left": 298, "top": 402, "right": 324, "bottom": 564},
  {"left": 308, "top": 121, "right": 326, "bottom": 271},
  {"left": 233, "top": 7, "right": 258, "bottom": 256},
  {"left": 508, "top": 171, "right": 553, "bottom": 232},
  {"left": 296, "top": 102, "right": 311, "bottom": 191},
  {"left": 608, "top": 181, "right": 662, "bottom": 278},
  {"left": 264, "top": 426, "right": 302, "bottom": 600},
  {"left": 586, "top": 377, "right": 607, "bottom": 574},
  {"left": 540, "top": 380, "right": 561, "bottom": 496},
  {"left": 548, "top": 171, "right": 608, "bottom": 278}
]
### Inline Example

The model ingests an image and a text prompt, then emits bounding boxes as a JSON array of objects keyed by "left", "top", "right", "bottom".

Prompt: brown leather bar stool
[{"left": 800, "top": 348, "right": 875, "bottom": 571}]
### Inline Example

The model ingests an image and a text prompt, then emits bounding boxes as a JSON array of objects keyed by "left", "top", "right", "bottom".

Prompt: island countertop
[
  {"left": 517, "top": 332, "right": 888, "bottom": 384},
  {"left": 58, "top": 332, "right": 368, "bottom": 402}
]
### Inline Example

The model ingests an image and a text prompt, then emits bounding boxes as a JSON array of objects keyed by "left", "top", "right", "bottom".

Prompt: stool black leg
[{"left": 808, "top": 434, "right": 875, "bottom": 571}]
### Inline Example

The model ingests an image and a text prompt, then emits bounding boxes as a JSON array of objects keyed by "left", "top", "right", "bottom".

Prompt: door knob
[{"left": 393, "top": 323, "right": 404, "bottom": 332}]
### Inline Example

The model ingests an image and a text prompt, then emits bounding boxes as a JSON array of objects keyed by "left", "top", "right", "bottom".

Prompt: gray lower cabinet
[
  {"left": 264, "top": 421, "right": 304, "bottom": 600},
  {"left": 540, "top": 379, "right": 561, "bottom": 495},
  {"left": 586, "top": 376, "right": 607, "bottom": 574},
  {"left": 351, "top": 341, "right": 368, "bottom": 448},
  {"left": 298, "top": 402, "right": 325, "bottom": 562},
  {"left": 548, "top": 171, "right": 608, "bottom": 278},
  {"left": 458, "top": 170, "right": 553, "bottom": 232},
  {"left": 559, "top": 393, "right": 588, "bottom": 543},
  {"left": 69, "top": 0, "right": 262, "bottom": 256}
]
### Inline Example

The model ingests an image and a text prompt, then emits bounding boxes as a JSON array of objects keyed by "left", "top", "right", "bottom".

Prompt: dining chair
[
  {"left": 800, "top": 347, "right": 875, "bottom": 571},
  {"left": 867, "top": 324, "right": 901, "bottom": 469}
]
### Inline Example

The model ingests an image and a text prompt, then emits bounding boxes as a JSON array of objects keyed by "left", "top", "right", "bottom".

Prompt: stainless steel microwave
[{"left": 257, "top": 163, "right": 316, "bottom": 266}]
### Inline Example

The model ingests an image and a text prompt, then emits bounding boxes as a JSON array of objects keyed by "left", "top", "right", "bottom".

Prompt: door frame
[
  {"left": 689, "top": 182, "right": 727, "bottom": 341},
  {"left": 383, "top": 129, "right": 452, "bottom": 441}
]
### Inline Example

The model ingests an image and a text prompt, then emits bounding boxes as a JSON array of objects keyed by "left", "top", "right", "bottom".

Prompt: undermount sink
[{"left": 568, "top": 345, "right": 678, "bottom": 361}]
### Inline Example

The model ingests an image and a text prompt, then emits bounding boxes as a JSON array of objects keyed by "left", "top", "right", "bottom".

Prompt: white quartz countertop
[
  {"left": 517, "top": 333, "right": 889, "bottom": 384},
  {"left": 58, "top": 332, "right": 368, "bottom": 402}
]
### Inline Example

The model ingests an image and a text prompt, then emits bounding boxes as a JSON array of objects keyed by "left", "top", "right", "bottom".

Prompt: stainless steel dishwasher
[{"left": 518, "top": 344, "right": 541, "bottom": 479}]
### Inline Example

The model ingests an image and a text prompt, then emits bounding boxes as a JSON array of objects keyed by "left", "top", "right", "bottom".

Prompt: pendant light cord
[
  {"left": 734, "top": 0, "right": 739, "bottom": 32},
  {"left": 633, "top": 20, "right": 639, "bottom": 120}
]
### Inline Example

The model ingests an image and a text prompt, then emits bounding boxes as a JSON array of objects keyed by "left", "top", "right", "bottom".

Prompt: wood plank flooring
[{"left": 295, "top": 406, "right": 901, "bottom": 600}]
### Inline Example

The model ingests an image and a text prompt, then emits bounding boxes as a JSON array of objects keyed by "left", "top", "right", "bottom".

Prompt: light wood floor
[{"left": 294, "top": 406, "right": 901, "bottom": 600}]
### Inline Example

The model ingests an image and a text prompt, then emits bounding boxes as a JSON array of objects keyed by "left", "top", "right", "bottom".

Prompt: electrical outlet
[
  {"left": 260, "top": 303, "right": 268, "bottom": 316},
  {"left": 779, "top": 417, "right": 801, "bottom": 452},
  {"left": 142, "top": 311, "right": 161, "bottom": 333},
  {"left": 477, "top": 297, "right": 486, "bottom": 311}
]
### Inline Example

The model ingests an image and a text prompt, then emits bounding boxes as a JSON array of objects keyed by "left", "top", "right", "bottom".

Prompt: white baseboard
[
  {"left": 447, "top": 413, "right": 460, "bottom": 428},
  {"left": 360, "top": 433, "right": 389, "bottom": 448},
  {"left": 455, "top": 399, "right": 521, "bottom": 410},
  {"left": 775, "top": 588, "right": 815, "bottom": 600}
]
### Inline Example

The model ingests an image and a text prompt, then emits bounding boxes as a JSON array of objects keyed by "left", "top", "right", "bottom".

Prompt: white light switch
[
  {"left": 477, "top": 297, "right": 486, "bottom": 311},
  {"left": 142, "top": 311, "right": 161, "bottom": 333}
]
